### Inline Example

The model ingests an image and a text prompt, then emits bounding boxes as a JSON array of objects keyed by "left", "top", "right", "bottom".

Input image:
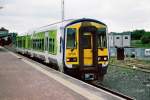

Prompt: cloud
[
  {"left": 0, "top": 0, "right": 150, "bottom": 34},
  {"left": 0, "top": 0, "right": 61, "bottom": 34},
  {"left": 65, "top": 0, "right": 150, "bottom": 32}
]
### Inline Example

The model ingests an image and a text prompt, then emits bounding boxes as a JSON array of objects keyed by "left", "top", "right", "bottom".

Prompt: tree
[
  {"left": 141, "top": 32, "right": 150, "bottom": 44},
  {"left": 131, "top": 29, "right": 145, "bottom": 40}
]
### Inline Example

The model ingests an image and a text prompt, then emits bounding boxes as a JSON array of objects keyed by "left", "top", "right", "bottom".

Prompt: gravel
[{"left": 100, "top": 65, "right": 150, "bottom": 100}]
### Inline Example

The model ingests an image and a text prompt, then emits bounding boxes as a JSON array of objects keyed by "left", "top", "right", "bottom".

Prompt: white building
[{"left": 108, "top": 32, "right": 131, "bottom": 48}]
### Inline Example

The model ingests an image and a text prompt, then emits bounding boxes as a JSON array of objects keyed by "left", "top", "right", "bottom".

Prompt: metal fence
[{"left": 109, "top": 47, "right": 150, "bottom": 60}]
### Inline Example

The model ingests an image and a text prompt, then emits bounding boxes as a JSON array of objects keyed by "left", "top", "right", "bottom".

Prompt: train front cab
[{"left": 65, "top": 19, "right": 109, "bottom": 81}]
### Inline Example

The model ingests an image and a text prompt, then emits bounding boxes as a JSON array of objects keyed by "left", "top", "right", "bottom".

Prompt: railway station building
[
  {"left": 108, "top": 32, "right": 131, "bottom": 59},
  {"left": 108, "top": 32, "right": 131, "bottom": 48},
  {"left": 0, "top": 27, "right": 17, "bottom": 46}
]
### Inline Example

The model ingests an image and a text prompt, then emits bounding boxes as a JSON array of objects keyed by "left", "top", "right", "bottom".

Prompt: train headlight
[
  {"left": 67, "top": 58, "right": 70, "bottom": 62},
  {"left": 98, "top": 57, "right": 101, "bottom": 61},
  {"left": 103, "top": 57, "right": 107, "bottom": 61},
  {"left": 66, "top": 57, "right": 77, "bottom": 62},
  {"left": 98, "top": 56, "right": 108, "bottom": 61}
]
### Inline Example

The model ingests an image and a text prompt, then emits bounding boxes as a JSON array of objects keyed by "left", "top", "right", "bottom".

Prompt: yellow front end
[{"left": 65, "top": 19, "right": 108, "bottom": 80}]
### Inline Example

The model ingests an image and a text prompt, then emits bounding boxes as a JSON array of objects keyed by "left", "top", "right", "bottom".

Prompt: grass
[
  {"left": 109, "top": 57, "right": 150, "bottom": 70},
  {"left": 131, "top": 40, "right": 150, "bottom": 48}
]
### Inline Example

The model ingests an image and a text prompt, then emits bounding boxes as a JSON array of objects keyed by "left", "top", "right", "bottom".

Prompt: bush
[
  {"left": 141, "top": 33, "right": 150, "bottom": 44},
  {"left": 131, "top": 30, "right": 145, "bottom": 40}
]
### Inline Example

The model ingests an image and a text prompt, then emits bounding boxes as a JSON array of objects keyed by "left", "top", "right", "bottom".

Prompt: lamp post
[
  {"left": 61, "top": 0, "right": 64, "bottom": 22},
  {"left": 0, "top": 7, "right": 3, "bottom": 9}
]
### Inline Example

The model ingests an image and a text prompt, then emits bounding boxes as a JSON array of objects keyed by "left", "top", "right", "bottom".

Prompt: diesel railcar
[{"left": 16, "top": 18, "right": 109, "bottom": 81}]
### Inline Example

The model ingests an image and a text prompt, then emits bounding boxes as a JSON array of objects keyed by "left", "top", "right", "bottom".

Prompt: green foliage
[
  {"left": 131, "top": 40, "right": 150, "bottom": 48},
  {"left": 131, "top": 29, "right": 145, "bottom": 40},
  {"left": 141, "top": 32, "right": 150, "bottom": 44}
]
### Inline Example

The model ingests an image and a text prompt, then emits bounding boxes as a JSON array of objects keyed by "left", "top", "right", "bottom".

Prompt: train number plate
[{"left": 84, "top": 73, "right": 94, "bottom": 80}]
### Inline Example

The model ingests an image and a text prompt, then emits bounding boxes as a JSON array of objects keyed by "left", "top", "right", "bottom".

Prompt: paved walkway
[{"left": 0, "top": 47, "right": 123, "bottom": 100}]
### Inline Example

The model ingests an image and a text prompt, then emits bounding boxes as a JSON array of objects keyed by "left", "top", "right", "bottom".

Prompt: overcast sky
[{"left": 0, "top": 0, "right": 150, "bottom": 34}]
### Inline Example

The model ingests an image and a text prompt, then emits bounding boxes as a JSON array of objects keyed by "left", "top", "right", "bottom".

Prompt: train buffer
[{"left": 0, "top": 46, "right": 131, "bottom": 100}]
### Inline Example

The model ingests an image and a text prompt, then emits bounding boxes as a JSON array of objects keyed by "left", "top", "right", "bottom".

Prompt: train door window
[
  {"left": 82, "top": 33, "right": 91, "bottom": 49},
  {"left": 66, "top": 28, "right": 76, "bottom": 48}
]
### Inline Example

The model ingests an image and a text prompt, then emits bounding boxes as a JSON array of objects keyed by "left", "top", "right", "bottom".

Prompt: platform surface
[{"left": 0, "top": 47, "right": 124, "bottom": 100}]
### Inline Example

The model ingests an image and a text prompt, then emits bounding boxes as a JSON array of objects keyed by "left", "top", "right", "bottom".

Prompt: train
[{"left": 15, "top": 18, "right": 109, "bottom": 81}]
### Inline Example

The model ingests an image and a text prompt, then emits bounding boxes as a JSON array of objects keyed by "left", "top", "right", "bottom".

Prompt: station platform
[{"left": 0, "top": 46, "right": 124, "bottom": 100}]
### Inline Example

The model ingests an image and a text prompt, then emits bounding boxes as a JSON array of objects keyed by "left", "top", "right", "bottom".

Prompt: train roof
[
  {"left": 66, "top": 18, "right": 106, "bottom": 27},
  {"left": 27, "top": 18, "right": 107, "bottom": 34}
]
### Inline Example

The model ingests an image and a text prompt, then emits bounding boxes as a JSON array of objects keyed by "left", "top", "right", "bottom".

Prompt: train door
[
  {"left": 79, "top": 26, "right": 98, "bottom": 80},
  {"left": 82, "top": 32, "right": 93, "bottom": 65},
  {"left": 79, "top": 26, "right": 98, "bottom": 67}
]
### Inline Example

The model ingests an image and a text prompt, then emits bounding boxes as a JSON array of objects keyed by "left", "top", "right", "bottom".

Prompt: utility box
[{"left": 117, "top": 47, "right": 125, "bottom": 60}]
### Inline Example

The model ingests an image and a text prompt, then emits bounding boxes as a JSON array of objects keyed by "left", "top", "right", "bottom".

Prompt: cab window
[
  {"left": 66, "top": 28, "right": 76, "bottom": 48},
  {"left": 97, "top": 28, "right": 107, "bottom": 48}
]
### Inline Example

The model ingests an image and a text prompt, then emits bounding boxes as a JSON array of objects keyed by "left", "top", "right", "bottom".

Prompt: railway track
[{"left": 90, "top": 81, "right": 135, "bottom": 100}]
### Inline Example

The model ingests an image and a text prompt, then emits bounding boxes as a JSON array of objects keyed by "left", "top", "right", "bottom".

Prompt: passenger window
[
  {"left": 42, "top": 39, "right": 44, "bottom": 50},
  {"left": 66, "top": 28, "right": 76, "bottom": 48},
  {"left": 53, "top": 39, "right": 54, "bottom": 53},
  {"left": 60, "top": 37, "right": 62, "bottom": 53},
  {"left": 49, "top": 38, "right": 52, "bottom": 52}
]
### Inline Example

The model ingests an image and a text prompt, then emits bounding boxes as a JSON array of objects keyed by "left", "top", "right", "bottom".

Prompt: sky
[{"left": 0, "top": 0, "right": 150, "bottom": 34}]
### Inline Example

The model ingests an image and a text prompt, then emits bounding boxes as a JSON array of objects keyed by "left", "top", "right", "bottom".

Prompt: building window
[
  {"left": 116, "top": 37, "right": 120, "bottom": 39},
  {"left": 125, "top": 36, "right": 128, "bottom": 39}
]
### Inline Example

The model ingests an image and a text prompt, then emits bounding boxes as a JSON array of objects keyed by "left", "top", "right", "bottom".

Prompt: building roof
[
  {"left": 109, "top": 32, "right": 131, "bottom": 35},
  {"left": 0, "top": 27, "right": 8, "bottom": 32}
]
